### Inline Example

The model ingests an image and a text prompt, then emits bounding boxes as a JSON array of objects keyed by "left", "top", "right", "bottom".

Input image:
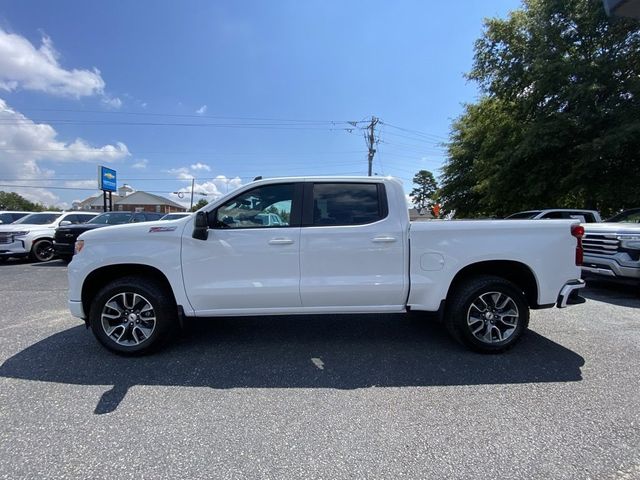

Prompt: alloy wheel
[
  {"left": 466, "top": 291, "right": 519, "bottom": 344},
  {"left": 100, "top": 292, "right": 157, "bottom": 346}
]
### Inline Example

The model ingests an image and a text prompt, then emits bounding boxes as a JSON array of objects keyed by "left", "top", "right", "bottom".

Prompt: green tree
[
  {"left": 190, "top": 198, "right": 209, "bottom": 212},
  {"left": 440, "top": 0, "right": 640, "bottom": 217},
  {"left": 410, "top": 170, "right": 438, "bottom": 210},
  {"left": 0, "top": 191, "right": 43, "bottom": 211}
]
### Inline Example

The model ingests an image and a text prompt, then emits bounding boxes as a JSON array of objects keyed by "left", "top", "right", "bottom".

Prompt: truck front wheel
[
  {"left": 445, "top": 275, "right": 529, "bottom": 353},
  {"left": 89, "top": 276, "right": 176, "bottom": 355}
]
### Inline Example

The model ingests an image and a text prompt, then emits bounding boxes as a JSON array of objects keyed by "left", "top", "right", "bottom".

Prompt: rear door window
[{"left": 309, "top": 183, "right": 386, "bottom": 226}]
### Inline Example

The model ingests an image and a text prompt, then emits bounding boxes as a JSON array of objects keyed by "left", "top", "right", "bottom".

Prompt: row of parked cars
[
  {"left": 0, "top": 210, "right": 191, "bottom": 263},
  {"left": 506, "top": 208, "right": 640, "bottom": 284}
]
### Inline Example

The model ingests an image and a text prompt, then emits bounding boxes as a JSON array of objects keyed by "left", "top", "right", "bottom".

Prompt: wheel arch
[
  {"left": 81, "top": 263, "right": 177, "bottom": 319},
  {"left": 446, "top": 260, "right": 541, "bottom": 308}
]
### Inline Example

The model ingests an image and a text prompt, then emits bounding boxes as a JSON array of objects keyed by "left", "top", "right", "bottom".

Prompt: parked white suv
[{"left": 0, "top": 211, "right": 97, "bottom": 262}]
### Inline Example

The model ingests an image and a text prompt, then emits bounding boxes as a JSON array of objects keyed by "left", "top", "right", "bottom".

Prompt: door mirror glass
[
  {"left": 59, "top": 220, "right": 72, "bottom": 226},
  {"left": 193, "top": 211, "right": 209, "bottom": 240}
]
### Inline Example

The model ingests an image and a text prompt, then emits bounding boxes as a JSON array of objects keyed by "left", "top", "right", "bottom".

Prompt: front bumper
[
  {"left": 582, "top": 254, "right": 640, "bottom": 280},
  {"left": 0, "top": 239, "right": 29, "bottom": 258},
  {"left": 556, "top": 279, "right": 586, "bottom": 308}
]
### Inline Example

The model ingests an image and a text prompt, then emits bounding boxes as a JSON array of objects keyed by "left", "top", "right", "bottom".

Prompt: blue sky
[{"left": 0, "top": 0, "right": 521, "bottom": 208}]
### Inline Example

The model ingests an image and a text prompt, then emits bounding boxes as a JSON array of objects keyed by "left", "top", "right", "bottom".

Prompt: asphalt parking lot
[{"left": 0, "top": 260, "right": 638, "bottom": 479}]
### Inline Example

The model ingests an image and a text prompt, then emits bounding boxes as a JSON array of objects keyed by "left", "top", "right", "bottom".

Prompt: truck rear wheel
[
  {"left": 445, "top": 275, "right": 529, "bottom": 353},
  {"left": 89, "top": 276, "right": 176, "bottom": 355}
]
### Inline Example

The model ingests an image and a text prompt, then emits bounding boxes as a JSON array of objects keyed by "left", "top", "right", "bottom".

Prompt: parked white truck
[{"left": 68, "top": 177, "right": 586, "bottom": 355}]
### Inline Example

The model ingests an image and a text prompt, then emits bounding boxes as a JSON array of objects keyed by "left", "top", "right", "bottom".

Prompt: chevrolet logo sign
[{"left": 104, "top": 172, "right": 115, "bottom": 179}]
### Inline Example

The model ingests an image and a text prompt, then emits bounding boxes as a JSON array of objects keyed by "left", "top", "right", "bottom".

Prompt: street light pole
[{"left": 189, "top": 178, "right": 195, "bottom": 211}]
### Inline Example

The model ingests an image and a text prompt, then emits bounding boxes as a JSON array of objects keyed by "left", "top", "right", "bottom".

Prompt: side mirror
[
  {"left": 59, "top": 220, "right": 72, "bottom": 226},
  {"left": 192, "top": 211, "right": 209, "bottom": 240}
]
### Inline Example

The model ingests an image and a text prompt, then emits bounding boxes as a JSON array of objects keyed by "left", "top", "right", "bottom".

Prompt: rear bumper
[
  {"left": 53, "top": 242, "right": 74, "bottom": 256},
  {"left": 556, "top": 279, "right": 586, "bottom": 308},
  {"left": 68, "top": 300, "right": 86, "bottom": 320}
]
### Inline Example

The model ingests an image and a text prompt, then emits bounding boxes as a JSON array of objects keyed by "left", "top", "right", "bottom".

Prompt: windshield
[
  {"left": 13, "top": 213, "right": 62, "bottom": 225},
  {"left": 90, "top": 213, "right": 134, "bottom": 225},
  {"left": 0, "top": 213, "right": 16, "bottom": 224},
  {"left": 505, "top": 211, "right": 541, "bottom": 219}
]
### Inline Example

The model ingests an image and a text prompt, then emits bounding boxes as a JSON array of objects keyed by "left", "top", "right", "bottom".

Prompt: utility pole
[
  {"left": 365, "top": 116, "right": 379, "bottom": 176},
  {"left": 189, "top": 178, "right": 195, "bottom": 211}
]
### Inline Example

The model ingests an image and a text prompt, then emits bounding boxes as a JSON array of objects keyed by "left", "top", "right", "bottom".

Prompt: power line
[
  {"left": 379, "top": 121, "right": 448, "bottom": 141},
  {"left": 382, "top": 130, "right": 446, "bottom": 146},
  {"left": 16, "top": 107, "right": 364, "bottom": 124},
  {"left": 0, "top": 147, "right": 367, "bottom": 156},
  {"left": 0, "top": 119, "right": 360, "bottom": 130}
]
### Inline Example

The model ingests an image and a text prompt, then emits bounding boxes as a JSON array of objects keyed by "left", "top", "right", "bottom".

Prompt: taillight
[{"left": 571, "top": 225, "right": 584, "bottom": 266}]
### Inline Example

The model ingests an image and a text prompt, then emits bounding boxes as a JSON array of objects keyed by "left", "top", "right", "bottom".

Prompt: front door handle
[
  {"left": 269, "top": 238, "right": 294, "bottom": 245},
  {"left": 372, "top": 236, "right": 397, "bottom": 243}
]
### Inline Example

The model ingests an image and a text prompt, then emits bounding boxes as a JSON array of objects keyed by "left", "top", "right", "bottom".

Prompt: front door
[{"left": 182, "top": 182, "right": 303, "bottom": 314}]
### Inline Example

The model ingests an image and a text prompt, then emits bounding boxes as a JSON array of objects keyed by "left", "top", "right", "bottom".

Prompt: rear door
[{"left": 299, "top": 182, "right": 406, "bottom": 309}]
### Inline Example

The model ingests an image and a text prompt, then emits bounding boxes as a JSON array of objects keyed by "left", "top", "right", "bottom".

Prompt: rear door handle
[
  {"left": 269, "top": 238, "right": 294, "bottom": 245},
  {"left": 372, "top": 236, "right": 397, "bottom": 243}
]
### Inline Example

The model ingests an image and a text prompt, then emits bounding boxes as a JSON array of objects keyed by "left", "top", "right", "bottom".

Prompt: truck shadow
[
  {"left": 581, "top": 280, "right": 640, "bottom": 308},
  {"left": 0, "top": 314, "right": 584, "bottom": 415}
]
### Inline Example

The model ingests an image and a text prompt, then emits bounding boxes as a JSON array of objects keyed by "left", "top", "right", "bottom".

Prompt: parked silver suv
[
  {"left": 582, "top": 214, "right": 640, "bottom": 282},
  {"left": 505, "top": 209, "right": 602, "bottom": 222}
]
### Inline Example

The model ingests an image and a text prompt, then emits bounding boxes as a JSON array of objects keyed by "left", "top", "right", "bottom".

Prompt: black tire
[
  {"left": 444, "top": 275, "right": 529, "bottom": 354},
  {"left": 89, "top": 276, "right": 177, "bottom": 355},
  {"left": 30, "top": 239, "right": 55, "bottom": 262}
]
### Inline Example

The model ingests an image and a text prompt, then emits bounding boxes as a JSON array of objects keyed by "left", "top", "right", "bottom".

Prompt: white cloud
[
  {"left": 0, "top": 27, "right": 105, "bottom": 97},
  {"left": 190, "top": 162, "right": 210, "bottom": 171},
  {"left": 0, "top": 98, "right": 130, "bottom": 205},
  {"left": 102, "top": 95, "right": 122, "bottom": 109},
  {"left": 195, "top": 105, "right": 207, "bottom": 114},
  {"left": 170, "top": 175, "right": 243, "bottom": 206},
  {"left": 405, "top": 194, "right": 415, "bottom": 207},
  {"left": 132, "top": 158, "right": 149, "bottom": 169},
  {"left": 64, "top": 179, "right": 97, "bottom": 189},
  {"left": 166, "top": 163, "right": 211, "bottom": 179}
]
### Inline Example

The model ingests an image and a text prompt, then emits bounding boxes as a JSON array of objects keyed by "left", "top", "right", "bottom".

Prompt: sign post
[{"left": 98, "top": 166, "right": 117, "bottom": 212}]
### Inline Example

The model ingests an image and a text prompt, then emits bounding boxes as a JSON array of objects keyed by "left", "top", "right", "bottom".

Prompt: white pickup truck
[{"left": 68, "top": 176, "right": 586, "bottom": 355}]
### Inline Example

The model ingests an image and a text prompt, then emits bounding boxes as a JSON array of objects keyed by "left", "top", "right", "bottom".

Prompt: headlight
[
  {"left": 621, "top": 240, "right": 640, "bottom": 250},
  {"left": 74, "top": 240, "right": 85, "bottom": 254},
  {"left": 12, "top": 231, "right": 29, "bottom": 236},
  {"left": 616, "top": 234, "right": 640, "bottom": 250}
]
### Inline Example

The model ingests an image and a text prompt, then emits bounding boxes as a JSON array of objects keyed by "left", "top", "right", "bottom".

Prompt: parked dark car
[
  {"left": 159, "top": 212, "right": 191, "bottom": 220},
  {"left": 606, "top": 208, "right": 640, "bottom": 223},
  {"left": 54, "top": 211, "right": 164, "bottom": 261}
]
